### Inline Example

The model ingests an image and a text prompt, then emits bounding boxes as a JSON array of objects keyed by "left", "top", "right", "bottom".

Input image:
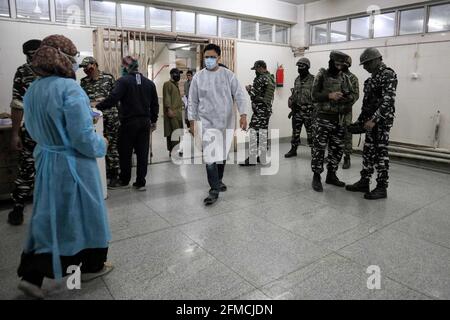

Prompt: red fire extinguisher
[{"left": 276, "top": 64, "right": 284, "bottom": 87}]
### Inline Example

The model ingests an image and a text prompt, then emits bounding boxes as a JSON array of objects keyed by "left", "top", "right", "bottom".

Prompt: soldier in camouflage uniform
[
  {"left": 346, "top": 48, "right": 398, "bottom": 200},
  {"left": 240, "top": 60, "right": 275, "bottom": 166},
  {"left": 340, "top": 56, "right": 360, "bottom": 169},
  {"left": 311, "top": 51, "right": 356, "bottom": 192},
  {"left": 8, "top": 39, "right": 41, "bottom": 226},
  {"left": 285, "top": 57, "right": 315, "bottom": 158},
  {"left": 79, "top": 57, "right": 120, "bottom": 187}
]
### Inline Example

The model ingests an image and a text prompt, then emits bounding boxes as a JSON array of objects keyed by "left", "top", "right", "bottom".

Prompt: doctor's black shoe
[
  {"left": 132, "top": 183, "right": 147, "bottom": 192},
  {"left": 108, "top": 180, "right": 130, "bottom": 189}
]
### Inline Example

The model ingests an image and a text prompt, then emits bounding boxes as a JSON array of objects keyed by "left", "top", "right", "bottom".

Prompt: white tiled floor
[{"left": 1, "top": 143, "right": 449, "bottom": 300}]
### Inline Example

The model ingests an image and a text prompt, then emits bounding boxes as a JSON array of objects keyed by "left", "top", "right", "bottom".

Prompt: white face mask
[{"left": 72, "top": 63, "right": 79, "bottom": 72}]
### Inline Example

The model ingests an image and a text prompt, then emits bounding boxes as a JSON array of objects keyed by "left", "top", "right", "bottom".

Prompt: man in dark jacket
[{"left": 97, "top": 56, "right": 159, "bottom": 191}]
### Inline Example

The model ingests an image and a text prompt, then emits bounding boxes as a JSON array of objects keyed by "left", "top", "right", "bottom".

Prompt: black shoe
[
  {"left": 284, "top": 146, "right": 298, "bottom": 158},
  {"left": 108, "top": 180, "right": 130, "bottom": 189},
  {"left": 8, "top": 206, "right": 24, "bottom": 226},
  {"left": 364, "top": 185, "right": 387, "bottom": 200},
  {"left": 342, "top": 155, "right": 351, "bottom": 170},
  {"left": 312, "top": 173, "right": 323, "bottom": 192},
  {"left": 345, "top": 178, "right": 370, "bottom": 193},
  {"left": 325, "top": 171, "right": 346, "bottom": 187},
  {"left": 239, "top": 158, "right": 256, "bottom": 166},
  {"left": 132, "top": 182, "right": 146, "bottom": 192},
  {"left": 219, "top": 182, "right": 227, "bottom": 192},
  {"left": 204, "top": 193, "right": 219, "bottom": 206}
]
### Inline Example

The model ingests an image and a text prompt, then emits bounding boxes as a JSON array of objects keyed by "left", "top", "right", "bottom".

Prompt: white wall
[
  {"left": 236, "top": 41, "right": 297, "bottom": 139},
  {"left": 295, "top": 0, "right": 450, "bottom": 149},
  {"left": 0, "top": 21, "right": 94, "bottom": 114}
]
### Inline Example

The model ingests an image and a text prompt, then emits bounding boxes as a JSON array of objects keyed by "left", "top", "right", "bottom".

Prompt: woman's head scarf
[{"left": 32, "top": 35, "right": 78, "bottom": 79}]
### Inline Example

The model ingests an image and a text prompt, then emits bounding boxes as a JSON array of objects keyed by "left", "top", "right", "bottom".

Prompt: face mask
[
  {"left": 122, "top": 66, "right": 128, "bottom": 76},
  {"left": 72, "top": 63, "right": 79, "bottom": 73},
  {"left": 298, "top": 67, "right": 309, "bottom": 76},
  {"left": 172, "top": 74, "right": 180, "bottom": 82},
  {"left": 205, "top": 57, "right": 218, "bottom": 70}
]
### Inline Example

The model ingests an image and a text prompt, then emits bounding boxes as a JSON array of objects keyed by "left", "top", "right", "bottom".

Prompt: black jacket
[{"left": 97, "top": 72, "right": 159, "bottom": 123}]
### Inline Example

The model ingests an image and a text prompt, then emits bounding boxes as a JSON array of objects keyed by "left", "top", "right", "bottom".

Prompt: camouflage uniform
[
  {"left": 10, "top": 63, "right": 38, "bottom": 207},
  {"left": 342, "top": 70, "right": 360, "bottom": 156},
  {"left": 357, "top": 63, "right": 397, "bottom": 187},
  {"left": 311, "top": 67, "right": 355, "bottom": 174},
  {"left": 248, "top": 71, "right": 276, "bottom": 161},
  {"left": 80, "top": 72, "right": 120, "bottom": 179},
  {"left": 289, "top": 73, "right": 315, "bottom": 147}
]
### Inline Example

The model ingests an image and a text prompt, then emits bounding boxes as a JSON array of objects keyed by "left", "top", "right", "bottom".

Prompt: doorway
[{"left": 92, "top": 28, "right": 236, "bottom": 164}]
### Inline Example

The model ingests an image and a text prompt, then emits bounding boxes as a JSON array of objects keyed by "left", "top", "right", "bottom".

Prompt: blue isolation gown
[{"left": 23, "top": 76, "right": 111, "bottom": 279}]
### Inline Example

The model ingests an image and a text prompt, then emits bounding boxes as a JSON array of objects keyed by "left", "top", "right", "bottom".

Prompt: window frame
[
  {"left": 148, "top": 5, "right": 173, "bottom": 32},
  {"left": 15, "top": 0, "right": 51, "bottom": 21},
  {"left": 399, "top": 6, "right": 426, "bottom": 36},
  {"left": 174, "top": 9, "right": 196, "bottom": 34},
  {"left": 196, "top": 12, "right": 218, "bottom": 36},
  {"left": 90, "top": 0, "right": 117, "bottom": 27}
]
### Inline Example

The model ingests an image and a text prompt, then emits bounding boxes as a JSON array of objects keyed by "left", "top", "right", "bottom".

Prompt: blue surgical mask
[
  {"left": 205, "top": 57, "right": 218, "bottom": 70},
  {"left": 72, "top": 63, "right": 79, "bottom": 73}
]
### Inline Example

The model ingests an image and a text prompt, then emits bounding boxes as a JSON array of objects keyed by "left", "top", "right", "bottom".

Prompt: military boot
[
  {"left": 364, "top": 185, "right": 387, "bottom": 200},
  {"left": 325, "top": 171, "right": 346, "bottom": 187},
  {"left": 284, "top": 146, "right": 297, "bottom": 158},
  {"left": 312, "top": 173, "right": 323, "bottom": 192},
  {"left": 342, "top": 155, "right": 351, "bottom": 169},
  {"left": 345, "top": 178, "right": 370, "bottom": 193}
]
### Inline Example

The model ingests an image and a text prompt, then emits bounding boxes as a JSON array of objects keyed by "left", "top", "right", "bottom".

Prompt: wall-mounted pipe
[
  {"left": 434, "top": 110, "right": 441, "bottom": 149},
  {"left": 389, "top": 152, "right": 450, "bottom": 164},
  {"left": 388, "top": 146, "right": 450, "bottom": 160}
]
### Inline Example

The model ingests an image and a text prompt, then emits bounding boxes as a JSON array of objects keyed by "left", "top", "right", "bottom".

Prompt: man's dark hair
[
  {"left": 186, "top": 70, "right": 193, "bottom": 75},
  {"left": 203, "top": 44, "right": 221, "bottom": 56}
]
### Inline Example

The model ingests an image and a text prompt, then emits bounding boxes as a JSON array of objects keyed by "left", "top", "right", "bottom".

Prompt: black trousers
[
  {"left": 17, "top": 248, "right": 108, "bottom": 288},
  {"left": 206, "top": 161, "right": 226, "bottom": 195},
  {"left": 119, "top": 117, "right": 151, "bottom": 186}
]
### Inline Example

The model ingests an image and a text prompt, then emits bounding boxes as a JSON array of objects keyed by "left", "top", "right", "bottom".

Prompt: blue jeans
[{"left": 206, "top": 161, "right": 226, "bottom": 195}]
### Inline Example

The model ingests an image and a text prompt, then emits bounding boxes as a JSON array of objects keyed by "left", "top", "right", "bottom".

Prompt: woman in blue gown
[{"left": 17, "top": 35, "right": 112, "bottom": 299}]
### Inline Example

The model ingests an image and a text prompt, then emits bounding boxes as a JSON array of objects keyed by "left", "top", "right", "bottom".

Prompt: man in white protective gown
[{"left": 188, "top": 43, "right": 248, "bottom": 206}]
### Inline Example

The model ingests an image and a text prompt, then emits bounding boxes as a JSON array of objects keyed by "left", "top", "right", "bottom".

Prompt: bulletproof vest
[
  {"left": 293, "top": 74, "right": 314, "bottom": 106},
  {"left": 361, "top": 66, "right": 397, "bottom": 121},
  {"left": 316, "top": 68, "right": 350, "bottom": 115},
  {"left": 262, "top": 73, "right": 275, "bottom": 107}
]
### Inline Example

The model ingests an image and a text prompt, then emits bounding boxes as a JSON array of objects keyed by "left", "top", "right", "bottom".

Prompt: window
[
  {"left": 121, "top": 4, "right": 145, "bottom": 29},
  {"left": 330, "top": 20, "right": 347, "bottom": 42},
  {"left": 428, "top": 4, "right": 450, "bottom": 33},
  {"left": 16, "top": 0, "right": 50, "bottom": 20},
  {"left": 176, "top": 11, "right": 195, "bottom": 33},
  {"left": 311, "top": 23, "right": 327, "bottom": 44},
  {"left": 374, "top": 12, "right": 396, "bottom": 38},
  {"left": 91, "top": 1, "right": 116, "bottom": 26},
  {"left": 198, "top": 14, "right": 217, "bottom": 36},
  {"left": 55, "top": 0, "right": 85, "bottom": 25},
  {"left": 241, "top": 20, "right": 256, "bottom": 40},
  {"left": 259, "top": 23, "right": 273, "bottom": 42},
  {"left": 275, "top": 25, "right": 288, "bottom": 44},
  {"left": 149, "top": 7, "right": 171, "bottom": 31},
  {"left": 350, "top": 16, "right": 370, "bottom": 40},
  {"left": 400, "top": 8, "right": 425, "bottom": 35},
  {"left": 219, "top": 17, "right": 237, "bottom": 38},
  {"left": 0, "top": 0, "right": 10, "bottom": 17}
]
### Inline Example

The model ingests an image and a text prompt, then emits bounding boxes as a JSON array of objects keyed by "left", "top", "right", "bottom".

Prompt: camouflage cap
[
  {"left": 345, "top": 56, "right": 352, "bottom": 67},
  {"left": 251, "top": 60, "right": 267, "bottom": 70},
  {"left": 23, "top": 39, "right": 41, "bottom": 55},
  {"left": 296, "top": 57, "right": 311, "bottom": 68},
  {"left": 330, "top": 50, "right": 349, "bottom": 63},
  {"left": 79, "top": 56, "right": 97, "bottom": 68},
  {"left": 359, "top": 48, "right": 382, "bottom": 65}
]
